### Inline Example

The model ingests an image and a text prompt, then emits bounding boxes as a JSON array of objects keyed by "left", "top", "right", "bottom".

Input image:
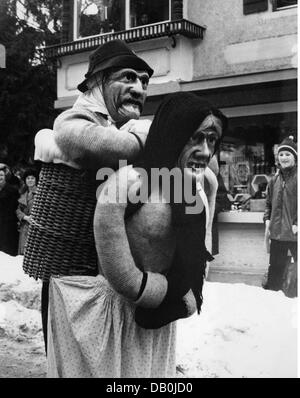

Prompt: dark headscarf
[
  {"left": 143, "top": 92, "right": 227, "bottom": 174},
  {"left": 140, "top": 92, "right": 228, "bottom": 313}
]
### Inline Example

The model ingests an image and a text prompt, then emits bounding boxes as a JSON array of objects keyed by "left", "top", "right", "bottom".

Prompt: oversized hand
[
  {"left": 120, "top": 119, "right": 152, "bottom": 147},
  {"left": 34, "top": 129, "right": 80, "bottom": 169},
  {"left": 34, "top": 129, "right": 64, "bottom": 163}
]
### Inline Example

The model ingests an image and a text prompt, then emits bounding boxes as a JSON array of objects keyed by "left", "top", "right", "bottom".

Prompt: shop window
[
  {"left": 74, "top": 0, "right": 170, "bottom": 39},
  {"left": 218, "top": 114, "right": 297, "bottom": 212},
  {"left": 273, "top": 0, "right": 297, "bottom": 10},
  {"left": 219, "top": 139, "right": 272, "bottom": 208}
]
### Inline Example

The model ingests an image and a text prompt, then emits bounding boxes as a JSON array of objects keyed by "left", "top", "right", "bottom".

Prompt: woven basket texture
[{"left": 23, "top": 163, "right": 99, "bottom": 281}]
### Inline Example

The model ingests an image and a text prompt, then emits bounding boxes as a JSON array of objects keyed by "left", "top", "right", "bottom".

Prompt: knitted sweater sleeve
[
  {"left": 93, "top": 167, "right": 168, "bottom": 308},
  {"left": 53, "top": 109, "right": 142, "bottom": 170}
]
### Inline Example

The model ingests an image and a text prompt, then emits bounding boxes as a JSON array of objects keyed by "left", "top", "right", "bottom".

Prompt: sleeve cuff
[
  {"left": 134, "top": 272, "right": 168, "bottom": 308},
  {"left": 34, "top": 129, "right": 81, "bottom": 169}
]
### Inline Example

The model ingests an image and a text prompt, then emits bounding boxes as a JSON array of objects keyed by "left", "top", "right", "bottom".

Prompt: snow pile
[
  {"left": 0, "top": 252, "right": 42, "bottom": 342},
  {"left": 0, "top": 251, "right": 297, "bottom": 378},
  {"left": 176, "top": 282, "right": 297, "bottom": 378}
]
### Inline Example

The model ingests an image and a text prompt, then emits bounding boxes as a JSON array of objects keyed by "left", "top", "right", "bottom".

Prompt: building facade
[{"left": 44, "top": 0, "right": 298, "bottom": 285}]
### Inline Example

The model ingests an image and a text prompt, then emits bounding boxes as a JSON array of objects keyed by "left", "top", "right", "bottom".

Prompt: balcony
[{"left": 43, "top": 19, "right": 205, "bottom": 59}]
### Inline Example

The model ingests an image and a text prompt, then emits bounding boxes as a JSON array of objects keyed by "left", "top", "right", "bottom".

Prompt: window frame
[
  {"left": 272, "top": 0, "right": 298, "bottom": 11},
  {"left": 73, "top": 0, "right": 172, "bottom": 41}
]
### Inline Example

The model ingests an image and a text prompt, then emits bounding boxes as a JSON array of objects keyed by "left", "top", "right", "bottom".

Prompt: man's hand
[
  {"left": 120, "top": 119, "right": 152, "bottom": 147},
  {"left": 34, "top": 129, "right": 64, "bottom": 163},
  {"left": 34, "top": 129, "right": 80, "bottom": 169},
  {"left": 292, "top": 225, "right": 297, "bottom": 235}
]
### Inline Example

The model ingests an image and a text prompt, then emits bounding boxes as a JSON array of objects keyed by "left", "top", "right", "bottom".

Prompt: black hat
[
  {"left": 278, "top": 135, "right": 297, "bottom": 160},
  {"left": 77, "top": 39, "right": 154, "bottom": 93}
]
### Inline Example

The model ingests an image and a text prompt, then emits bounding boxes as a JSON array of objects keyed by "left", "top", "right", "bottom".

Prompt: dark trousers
[
  {"left": 266, "top": 240, "right": 297, "bottom": 291},
  {"left": 41, "top": 281, "right": 49, "bottom": 354}
]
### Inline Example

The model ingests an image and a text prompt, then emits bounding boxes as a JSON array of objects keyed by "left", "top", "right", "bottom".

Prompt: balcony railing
[{"left": 43, "top": 19, "right": 206, "bottom": 59}]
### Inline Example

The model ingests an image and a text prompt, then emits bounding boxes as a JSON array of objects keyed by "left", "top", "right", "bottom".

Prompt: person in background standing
[
  {"left": 263, "top": 136, "right": 297, "bottom": 291},
  {"left": 0, "top": 164, "right": 19, "bottom": 256},
  {"left": 16, "top": 168, "right": 38, "bottom": 255}
]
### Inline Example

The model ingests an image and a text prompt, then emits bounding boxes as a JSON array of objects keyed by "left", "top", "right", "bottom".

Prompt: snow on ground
[
  {"left": 0, "top": 252, "right": 43, "bottom": 345},
  {"left": 176, "top": 282, "right": 297, "bottom": 378},
  {"left": 0, "top": 251, "right": 298, "bottom": 378}
]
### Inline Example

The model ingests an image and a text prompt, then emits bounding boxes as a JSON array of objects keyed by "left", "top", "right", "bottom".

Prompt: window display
[
  {"left": 216, "top": 110, "right": 298, "bottom": 212},
  {"left": 219, "top": 139, "right": 275, "bottom": 212}
]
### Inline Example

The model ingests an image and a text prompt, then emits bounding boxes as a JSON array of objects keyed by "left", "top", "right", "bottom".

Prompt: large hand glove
[
  {"left": 135, "top": 289, "right": 197, "bottom": 329},
  {"left": 120, "top": 119, "right": 152, "bottom": 148}
]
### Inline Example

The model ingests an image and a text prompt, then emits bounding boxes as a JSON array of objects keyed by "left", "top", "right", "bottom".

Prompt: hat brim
[{"left": 77, "top": 54, "right": 154, "bottom": 93}]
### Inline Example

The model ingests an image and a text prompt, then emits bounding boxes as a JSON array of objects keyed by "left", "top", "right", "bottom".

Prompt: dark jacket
[
  {"left": 16, "top": 188, "right": 37, "bottom": 254},
  {"left": 263, "top": 166, "right": 297, "bottom": 242},
  {"left": 0, "top": 183, "right": 19, "bottom": 255}
]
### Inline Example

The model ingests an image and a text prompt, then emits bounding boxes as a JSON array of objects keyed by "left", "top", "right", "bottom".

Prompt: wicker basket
[{"left": 23, "top": 163, "right": 99, "bottom": 281}]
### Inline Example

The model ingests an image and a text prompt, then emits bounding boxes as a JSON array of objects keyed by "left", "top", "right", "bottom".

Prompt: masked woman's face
[{"left": 177, "top": 114, "right": 223, "bottom": 183}]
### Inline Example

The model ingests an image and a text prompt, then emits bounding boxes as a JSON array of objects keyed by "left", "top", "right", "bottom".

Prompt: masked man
[
  {"left": 25, "top": 40, "right": 154, "bottom": 352},
  {"left": 46, "top": 92, "right": 227, "bottom": 378}
]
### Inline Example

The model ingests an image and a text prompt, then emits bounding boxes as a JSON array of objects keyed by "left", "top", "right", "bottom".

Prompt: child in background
[{"left": 263, "top": 136, "right": 297, "bottom": 291}]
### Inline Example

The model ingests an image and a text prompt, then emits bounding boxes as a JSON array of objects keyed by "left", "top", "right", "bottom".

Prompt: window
[
  {"left": 130, "top": 0, "right": 170, "bottom": 28},
  {"left": 273, "top": 0, "right": 297, "bottom": 10},
  {"left": 74, "top": 1, "right": 126, "bottom": 38},
  {"left": 218, "top": 113, "right": 297, "bottom": 211},
  {"left": 74, "top": 0, "right": 170, "bottom": 40},
  {"left": 243, "top": 0, "right": 268, "bottom": 15}
]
